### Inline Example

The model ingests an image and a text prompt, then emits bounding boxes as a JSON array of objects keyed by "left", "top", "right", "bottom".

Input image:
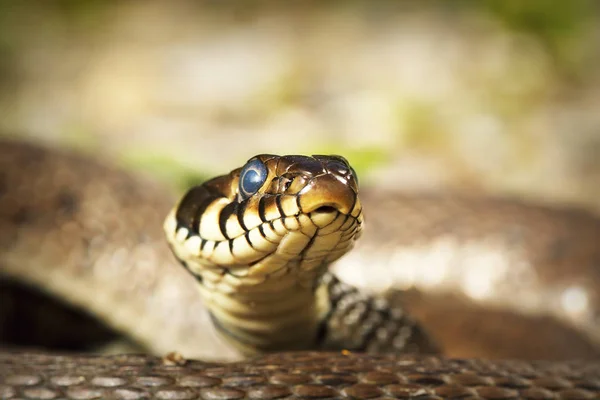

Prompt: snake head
[
  {"left": 236, "top": 154, "right": 359, "bottom": 216},
  {"left": 164, "top": 154, "right": 363, "bottom": 290}
]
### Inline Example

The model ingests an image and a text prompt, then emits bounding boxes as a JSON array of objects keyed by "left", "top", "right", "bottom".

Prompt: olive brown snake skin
[{"left": 0, "top": 138, "right": 599, "bottom": 399}]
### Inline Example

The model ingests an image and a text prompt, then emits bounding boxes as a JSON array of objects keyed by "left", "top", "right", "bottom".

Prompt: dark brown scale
[{"left": 175, "top": 184, "right": 223, "bottom": 235}]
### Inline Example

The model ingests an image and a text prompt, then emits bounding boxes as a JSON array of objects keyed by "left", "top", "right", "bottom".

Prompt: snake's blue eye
[{"left": 239, "top": 158, "right": 268, "bottom": 200}]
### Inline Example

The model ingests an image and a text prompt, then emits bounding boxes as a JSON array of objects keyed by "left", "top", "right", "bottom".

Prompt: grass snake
[{"left": 0, "top": 139, "right": 599, "bottom": 399}]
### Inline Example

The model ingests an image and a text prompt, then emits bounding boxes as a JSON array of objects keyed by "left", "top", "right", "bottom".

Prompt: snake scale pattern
[{"left": 0, "top": 138, "right": 599, "bottom": 399}]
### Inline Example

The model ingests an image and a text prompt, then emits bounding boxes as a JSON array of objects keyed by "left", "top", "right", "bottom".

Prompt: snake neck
[
  {"left": 197, "top": 268, "right": 440, "bottom": 356},
  {"left": 196, "top": 266, "right": 331, "bottom": 354}
]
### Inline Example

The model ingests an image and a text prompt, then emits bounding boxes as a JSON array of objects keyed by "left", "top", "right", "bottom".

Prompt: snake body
[{"left": 0, "top": 139, "right": 599, "bottom": 399}]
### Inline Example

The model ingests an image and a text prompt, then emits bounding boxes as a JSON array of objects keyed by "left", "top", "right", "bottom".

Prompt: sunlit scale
[
  {"left": 242, "top": 206, "right": 264, "bottom": 232},
  {"left": 199, "top": 199, "right": 230, "bottom": 241},
  {"left": 164, "top": 154, "right": 362, "bottom": 353},
  {"left": 224, "top": 214, "right": 246, "bottom": 238},
  {"left": 200, "top": 240, "right": 215, "bottom": 260},
  {"left": 318, "top": 214, "right": 348, "bottom": 235}
]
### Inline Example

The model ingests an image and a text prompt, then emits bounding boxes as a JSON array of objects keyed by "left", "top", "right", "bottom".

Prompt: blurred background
[{"left": 1, "top": 0, "right": 599, "bottom": 211}]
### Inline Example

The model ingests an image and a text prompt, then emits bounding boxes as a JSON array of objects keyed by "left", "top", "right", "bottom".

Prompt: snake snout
[{"left": 298, "top": 174, "right": 358, "bottom": 216}]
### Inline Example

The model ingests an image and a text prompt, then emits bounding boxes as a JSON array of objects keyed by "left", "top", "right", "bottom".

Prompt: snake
[{"left": 0, "top": 138, "right": 599, "bottom": 399}]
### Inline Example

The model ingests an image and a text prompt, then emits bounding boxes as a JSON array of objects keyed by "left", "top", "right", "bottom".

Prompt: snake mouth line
[{"left": 312, "top": 206, "right": 338, "bottom": 214}]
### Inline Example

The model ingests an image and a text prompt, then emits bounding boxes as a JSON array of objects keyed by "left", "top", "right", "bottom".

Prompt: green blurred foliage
[
  {"left": 481, "top": 0, "right": 596, "bottom": 78},
  {"left": 120, "top": 152, "right": 211, "bottom": 191},
  {"left": 310, "top": 143, "right": 390, "bottom": 179}
]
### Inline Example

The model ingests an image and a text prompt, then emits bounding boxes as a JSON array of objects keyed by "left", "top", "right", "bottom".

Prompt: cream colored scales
[{"left": 164, "top": 154, "right": 363, "bottom": 353}]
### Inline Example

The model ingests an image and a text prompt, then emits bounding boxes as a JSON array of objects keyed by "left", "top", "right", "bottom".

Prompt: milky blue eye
[{"left": 239, "top": 158, "right": 268, "bottom": 200}]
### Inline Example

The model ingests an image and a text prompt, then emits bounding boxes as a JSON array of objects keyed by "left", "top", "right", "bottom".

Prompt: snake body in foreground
[{"left": 0, "top": 139, "right": 599, "bottom": 399}]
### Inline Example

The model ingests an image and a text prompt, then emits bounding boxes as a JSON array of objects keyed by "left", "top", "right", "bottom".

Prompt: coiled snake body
[{"left": 0, "top": 139, "right": 599, "bottom": 399}]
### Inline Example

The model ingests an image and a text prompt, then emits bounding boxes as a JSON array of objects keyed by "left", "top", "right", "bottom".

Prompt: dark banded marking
[
  {"left": 172, "top": 224, "right": 195, "bottom": 241},
  {"left": 298, "top": 227, "right": 319, "bottom": 261},
  {"left": 228, "top": 236, "right": 235, "bottom": 253},
  {"left": 317, "top": 274, "right": 352, "bottom": 346},
  {"left": 347, "top": 225, "right": 360, "bottom": 237},
  {"left": 260, "top": 195, "right": 280, "bottom": 222},
  {"left": 257, "top": 224, "right": 268, "bottom": 244},
  {"left": 282, "top": 216, "right": 294, "bottom": 231},
  {"left": 352, "top": 300, "right": 374, "bottom": 331},
  {"left": 193, "top": 272, "right": 204, "bottom": 284},
  {"left": 236, "top": 199, "right": 249, "bottom": 232},
  {"left": 324, "top": 274, "right": 350, "bottom": 310},
  {"left": 268, "top": 220, "right": 276, "bottom": 234},
  {"left": 218, "top": 202, "right": 238, "bottom": 240},
  {"left": 175, "top": 185, "right": 223, "bottom": 236},
  {"left": 339, "top": 214, "right": 351, "bottom": 230},
  {"left": 245, "top": 231, "right": 254, "bottom": 249},
  {"left": 355, "top": 209, "right": 363, "bottom": 221},
  {"left": 275, "top": 195, "right": 285, "bottom": 217},
  {"left": 296, "top": 193, "right": 304, "bottom": 214},
  {"left": 327, "top": 281, "right": 378, "bottom": 350},
  {"left": 258, "top": 196, "right": 268, "bottom": 222},
  {"left": 257, "top": 223, "right": 277, "bottom": 245},
  {"left": 337, "top": 234, "right": 356, "bottom": 247},
  {"left": 256, "top": 220, "right": 280, "bottom": 244},
  {"left": 357, "top": 301, "right": 393, "bottom": 351}
]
